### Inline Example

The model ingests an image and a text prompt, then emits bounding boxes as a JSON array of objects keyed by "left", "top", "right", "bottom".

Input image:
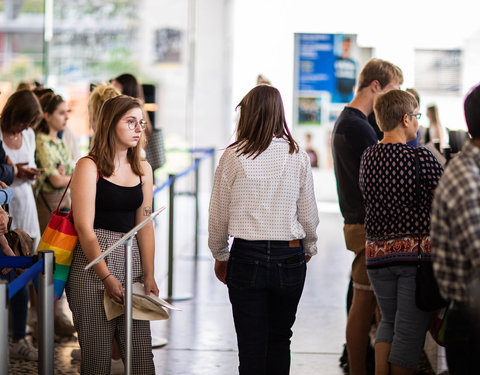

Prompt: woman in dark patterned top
[{"left": 359, "top": 90, "right": 443, "bottom": 374}]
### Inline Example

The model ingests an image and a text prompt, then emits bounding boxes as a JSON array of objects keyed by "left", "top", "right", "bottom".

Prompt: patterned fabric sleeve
[
  {"left": 208, "top": 149, "right": 234, "bottom": 261},
  {"left": 419, "top": 146, "right": 444, "bottom": 191},
  {"left": 297, "top": 150, "right": 319, "bottom": 256},
  {"left": 35, "top": 134, "right": 61, "bottom": 178},
  {"left": 431, "top": 155, "right": 480, "bottom": 301}
]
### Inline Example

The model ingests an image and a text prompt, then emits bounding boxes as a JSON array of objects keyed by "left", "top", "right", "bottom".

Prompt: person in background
[
  {"left": 209, "top": 85, "right": 319, "bottom": 374},
  {"left": 66, "top": 95, "right": 158, "bottom": 374},
  {"left": 0, "top": 90, "right": 43, "bottom": 361},
  {"left": 333, "top": 36, "right": 357, "bottom": 103},
  {"left": 430, "top": 83, "right": 480, "bottom": 374},
  {"left": 112, "top": 73, "right": 152, "bottom": 138},
  {"left": 304, "top": 133, "right": 319, "bottom": 167},
  {"left": 405, "top": 88, "right": 420, "bottom": 147},
  {"left": 360, "top": 90, "right": 443, "bottom": 374},
  {"left": 34, "top": 92, "right": 74, "bottom": 233},
  {"left": 88, "top": 84, "right": 121, "bottom": 133},
  {"left": 256, "top": 74, "right": 271, "bottom": 85},
  {"left": 426, "top": 104, "right": 448, "bottom": 150},
  {"left": 1, "top": 90, "right": 43, "bottom": 248},
  {"left": 34, "top": 92, "right": 76, "bottom": 339},
  {"left": 331, "top": 58, "right": 403, "bottom": 375}
]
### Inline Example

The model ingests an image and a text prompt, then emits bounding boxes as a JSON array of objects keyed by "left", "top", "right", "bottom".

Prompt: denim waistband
[{"left": 233, "top": 238, "right": 302, "bottom": 248}]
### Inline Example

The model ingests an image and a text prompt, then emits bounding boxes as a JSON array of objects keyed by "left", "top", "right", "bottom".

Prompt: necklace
[{"left": 8, "top": 133, "right": 19, "bottom": 141}]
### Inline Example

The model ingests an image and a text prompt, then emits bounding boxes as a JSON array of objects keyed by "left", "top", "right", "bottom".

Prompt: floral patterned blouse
[{"left": 35, "top": 132, "right": 75, "bottom": 193}]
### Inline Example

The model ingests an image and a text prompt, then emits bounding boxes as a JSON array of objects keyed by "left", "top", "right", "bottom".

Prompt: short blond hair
[
  {"left": 357, "top": 58, "right": 403, "bottom": 91},
  {"left": 374, "top": 89, "right": 418, "bottom": 132},
  {"left": 88, "top": 84, "right": 121, "bottom": 131}
]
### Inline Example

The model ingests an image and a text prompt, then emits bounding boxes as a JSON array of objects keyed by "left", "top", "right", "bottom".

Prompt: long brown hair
[
  {"left": 0, "top": 90, "right": 43, "bottom": 132},
  {"left": 90, "top": 95, "right": 145, "bottom": 177},
  {"left": 35, "top": 92, "right": 64, "bottom": 134},
  {"left": 232, "top": 85, "right": 298, "bottom": 159}
]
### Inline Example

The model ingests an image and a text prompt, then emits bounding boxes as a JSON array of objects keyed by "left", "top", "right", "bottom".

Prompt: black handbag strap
[{"left": 414, "top": 148, "right": 422, "bottom": 259}]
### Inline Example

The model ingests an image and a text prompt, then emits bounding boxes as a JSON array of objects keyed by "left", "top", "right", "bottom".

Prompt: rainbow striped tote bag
[{"left": 35, "top": 180, "right": 78, "bottom": 300}]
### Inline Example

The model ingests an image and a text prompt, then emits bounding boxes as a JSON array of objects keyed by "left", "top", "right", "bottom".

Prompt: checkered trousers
[{"left": 65, "top": 228, "right": 155, "bottom": 375}]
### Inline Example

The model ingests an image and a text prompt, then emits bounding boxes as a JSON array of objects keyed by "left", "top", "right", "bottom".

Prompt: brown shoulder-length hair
[
  {"left": 1, "top": 90, "right": 43, "bottom": 132},
  {"left": 90, "top": 95, "right": 145, "bottom": 177},
  {"left": 35, "top": 92, "right": 65, "bottom": 134},
  {"left": 232, "top": 85, "right": 298, "bottom": 158}
]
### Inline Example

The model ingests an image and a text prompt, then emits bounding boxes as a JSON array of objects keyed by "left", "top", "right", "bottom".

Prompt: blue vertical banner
[
  {"left": 294, "top": 33, "right": 358, "bottom": 115},
  {"left": 297, "top": 34, "right": 336, "bottom": 93}
]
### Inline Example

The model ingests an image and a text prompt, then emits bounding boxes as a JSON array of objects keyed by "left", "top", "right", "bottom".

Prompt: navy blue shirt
[
  {"left": 0, "top": 141, "right": 14, "bottom": 185},
  {"left": 332, "top": 107, "right": 378, "bottom": 224}
]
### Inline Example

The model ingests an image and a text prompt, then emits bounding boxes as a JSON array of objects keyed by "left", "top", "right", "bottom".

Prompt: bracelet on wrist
[{"left": 101, "top": 274, "right": 112, "bottom": 282}]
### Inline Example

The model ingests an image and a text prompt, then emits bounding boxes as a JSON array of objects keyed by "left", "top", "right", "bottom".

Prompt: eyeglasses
[
  {"left": 407, "top": 112, "right": 421, "bottom": 120},
  {"left": 125, "top": 118, "right": 147, "bottom": 131}
]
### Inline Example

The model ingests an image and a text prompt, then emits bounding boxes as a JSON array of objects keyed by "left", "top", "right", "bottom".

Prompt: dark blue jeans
[{"left": 227, "top": 238, "right": 306, "bottom": 375}]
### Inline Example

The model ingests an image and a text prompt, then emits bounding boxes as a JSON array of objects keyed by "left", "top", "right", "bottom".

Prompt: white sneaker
[
  {"left": 111, "top": 358, "right": 124, "bottom": 375},
  {"left": 9, "top": 338, "right": 38, "bottom": 361}
]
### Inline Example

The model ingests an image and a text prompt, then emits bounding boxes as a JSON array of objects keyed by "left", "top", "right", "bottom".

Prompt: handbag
[
  {"left": 145, "top": 127, "right": 166, "bottom": 171},
  {"left": 414, "top": 149, "right": 448, "bottom": 312},
  {"left": 4, "top": 217, "right": 34, "bottom": 258},
  {"left": 35, "top": 179, "right": 78, "bottom": 301},
  {"left": 428, "top": 304, "right": 450, "bottom": 346}
]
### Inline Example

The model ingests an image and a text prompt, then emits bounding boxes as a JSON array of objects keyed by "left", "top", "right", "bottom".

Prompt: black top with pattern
[{"left": 359, "top": 144, "right": 443, "bottom": 241}]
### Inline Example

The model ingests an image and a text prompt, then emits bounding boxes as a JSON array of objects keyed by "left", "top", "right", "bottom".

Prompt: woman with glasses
[
  {"left": 34, "top": 92, "right": 75, "bottom": 233},
  {"left": 359, "top": 90, "right": 443, "bottom": 374},
  {"left": 66, "top": 95, "right": 157, "bottom": 374}
]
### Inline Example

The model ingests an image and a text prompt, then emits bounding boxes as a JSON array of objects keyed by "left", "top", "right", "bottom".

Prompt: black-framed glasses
[
  {"left": 125, "top": 118, "right": 147, "bottom": 131},
  {"left": 407, "top": 112, "right": 421, "bottom": 120}
]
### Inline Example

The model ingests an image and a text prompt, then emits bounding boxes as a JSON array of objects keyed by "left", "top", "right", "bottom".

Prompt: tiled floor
[{"left": 6, "top": 169, "right": 440, "bottom": 374}]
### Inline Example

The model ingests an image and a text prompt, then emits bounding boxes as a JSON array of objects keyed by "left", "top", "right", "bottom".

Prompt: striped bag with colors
[{"left": 35, "top": 179, "right": 77, "bottom": 300}]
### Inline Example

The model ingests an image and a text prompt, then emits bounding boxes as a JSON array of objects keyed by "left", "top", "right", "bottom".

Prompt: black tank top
[{"left": 93, "top": 175, "right": 143, "bottom": 233}]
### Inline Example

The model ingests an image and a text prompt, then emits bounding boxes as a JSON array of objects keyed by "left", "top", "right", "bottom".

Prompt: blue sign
[
  {"left": 297, "top": 34, "right": 335, "bottom": 93},
  {"left": 295, "top": 33, "right": 357, "bottom": 103}
]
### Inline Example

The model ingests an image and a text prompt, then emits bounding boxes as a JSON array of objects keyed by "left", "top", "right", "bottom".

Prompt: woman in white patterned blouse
[{"left": 208, "top": 84, "right": 319, "bottom": 375}]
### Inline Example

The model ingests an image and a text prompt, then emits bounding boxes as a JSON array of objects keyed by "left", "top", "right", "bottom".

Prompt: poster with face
[{"left": 294, "top": 33, "right": 359, "bottom": 107}]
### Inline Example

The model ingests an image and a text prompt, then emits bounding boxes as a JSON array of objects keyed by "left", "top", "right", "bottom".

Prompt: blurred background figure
[
  {"left": 333, "top": 36, "right": 356, "bottom": 103},
  {"left": 34, "top": 91, "right": 76, "bottom": 339},
  {"left": 34, "top": 92, "right": 74, "bottom": 233},
  {"left": 426, "top": 104, "right": 449, "bottom": 150},
  {"left": 1, "top": 90, "right": 43, "bottom": 248},
  {"left": 88, "top": 84, "right": 121, "bottom": 134},
  {"left": 256, "top": 74, "right": 271, "bottom": 85},
  {"left": 406, "top": 88, "right": 420, "bottom": 147},
  {"left": 305, "top": 133, "right": 319, "bottom": 168},
  {"left": 112, "top": 73, "right": 152, "bottom": 137},
  {"left": 0, "top": 89, "right": 43, "bottom": 362}
]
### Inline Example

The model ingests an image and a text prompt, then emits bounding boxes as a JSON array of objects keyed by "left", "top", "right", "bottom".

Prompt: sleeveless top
[{"left": 93, "top": 175, "right": 143, "bottom": 233}]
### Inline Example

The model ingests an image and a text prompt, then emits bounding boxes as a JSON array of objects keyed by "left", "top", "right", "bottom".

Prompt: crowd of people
[
  {"left": 0, "top": 73, "right": 158, "bottom": 374},
  {"left": 330, "top": 58, "right": 480, "bottom": 375},
  {"left": 1, "top": 59, "right": 479, "bottom": 375},
  {"left": 208, "top": 58, "right": 479, "bottom": 375}
]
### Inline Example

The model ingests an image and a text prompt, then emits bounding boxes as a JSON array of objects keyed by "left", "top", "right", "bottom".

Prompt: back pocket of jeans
[
  {"left": 227, "top": 256, "right": 259, "bottom": 288},
  {"left": 278, "top": 259, "right": 306, "bottom": 288}
]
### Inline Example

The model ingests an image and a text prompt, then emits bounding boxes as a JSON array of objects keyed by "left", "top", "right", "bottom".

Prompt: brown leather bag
[{"left": 4, "top": 217, "right": 34, "bottom": 257}]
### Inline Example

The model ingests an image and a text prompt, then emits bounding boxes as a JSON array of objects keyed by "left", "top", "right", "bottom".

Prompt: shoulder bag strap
[{"left": 54, "top": 178, "right": 72, "bottom": 213}]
